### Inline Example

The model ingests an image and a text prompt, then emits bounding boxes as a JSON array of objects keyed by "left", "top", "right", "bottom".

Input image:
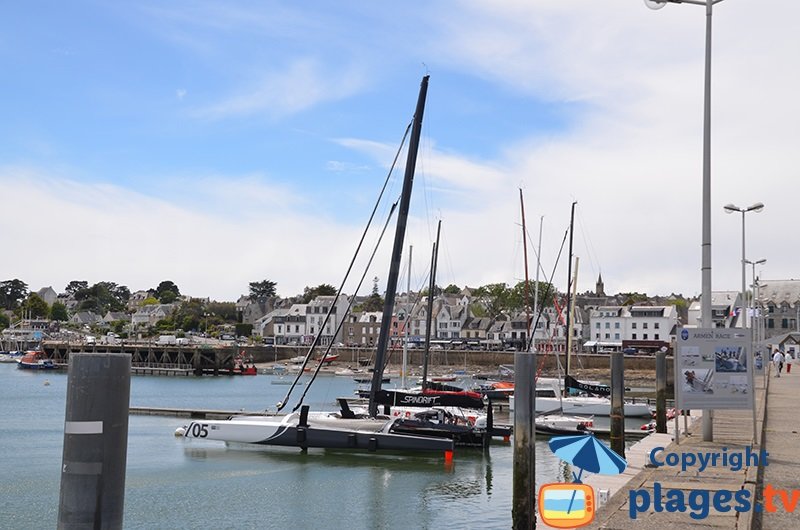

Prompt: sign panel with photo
[{"left": 675, "top": 327, "right": 754, "bottom": 410}]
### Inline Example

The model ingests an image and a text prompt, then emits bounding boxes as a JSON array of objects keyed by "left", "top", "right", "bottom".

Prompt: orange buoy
[{"left": 444, "top": 449, "right": 454, "bottom": 464}]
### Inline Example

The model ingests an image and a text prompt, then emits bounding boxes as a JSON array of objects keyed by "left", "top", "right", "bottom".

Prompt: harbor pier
[{"left": 583, "top": 365, "right": 796, "bottom": 529}]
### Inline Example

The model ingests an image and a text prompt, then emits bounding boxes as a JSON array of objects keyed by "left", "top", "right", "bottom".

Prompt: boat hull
[
  {"left": 181, "top": 412, "right": 453, "bottom": 453},
  {"left": 509, "top": 395, "right": 653, "bottom": 418}
]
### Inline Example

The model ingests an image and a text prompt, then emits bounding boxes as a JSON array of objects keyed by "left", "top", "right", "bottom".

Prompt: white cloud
[
  {"left": 194, "top": 59, "right": 367, "bottom": 120},
  {"left": 0, "top": 166, "right": 369, "bottom": 300}
]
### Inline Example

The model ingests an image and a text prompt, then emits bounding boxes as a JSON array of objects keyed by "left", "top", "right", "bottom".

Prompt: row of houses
[
  {"left": 67, "top": 304, "right": 176, "bottom": 329},
  {"left": 248, "top": 278, "right": 800, "bottom": 352},
  {"left": 24, "top": 277, "right": 800, "bottom": 350}
]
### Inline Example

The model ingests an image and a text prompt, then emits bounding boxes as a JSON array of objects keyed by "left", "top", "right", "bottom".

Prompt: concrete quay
[{"left": 580, "top": 366, "right": 793, "bottom": 530}]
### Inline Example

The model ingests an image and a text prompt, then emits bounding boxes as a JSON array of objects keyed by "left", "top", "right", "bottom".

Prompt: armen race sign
[{"left": 675, "top": 327, "right": 754, "bottom": 410}]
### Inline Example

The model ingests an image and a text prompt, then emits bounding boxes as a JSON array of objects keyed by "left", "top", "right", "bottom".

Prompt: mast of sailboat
[
  {"left": 563, "top": 201, "right": 577, "bottom": 397},
  {"left": 368, "top": 75, "right": 429, "bottom": 417},
  {"left": 401, "top": 245, "right": 412, "bottom": 389},
  {"left": 532, "top": 215, "right": 543, "bottom": 353},
  {"left": 421, "top": 220, "right": 441, "bottom": 390},
  {"left": 519, "top": 189, "right": 532, "bottom": 352}
]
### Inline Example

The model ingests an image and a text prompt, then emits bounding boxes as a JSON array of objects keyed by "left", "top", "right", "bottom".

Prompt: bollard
[
  {"left": 655, "top": 351, "right": 667, "bottom": 433},
  {"left": 58, "top": 353, "right": 131, "bottom": 530},
  {"left": 512, "top": 351, "right": 536, "bottom": 530},
  {"left": 610, "top": 351, "right": 625, "bottom": 458}
]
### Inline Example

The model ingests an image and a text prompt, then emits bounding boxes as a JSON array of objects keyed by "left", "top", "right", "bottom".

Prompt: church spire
[{"left": 596, "top": 273, "right": 605, "bottom": 297}]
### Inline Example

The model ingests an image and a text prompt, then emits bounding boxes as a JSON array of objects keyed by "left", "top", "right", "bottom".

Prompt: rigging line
[
  {"left": 575, "top": 209, "right": 601, "bottom": 283},
  {"left": 526, "top": 225, "right": 569, "bottom": 354},
  {"left": 523, "top": 219, "right": 556, "bottom": 285},
  {"left": 274, "top": 121, "right": 413, "bottom": 412},
  {"left": 381, "top": 242, "right": 436, "bottom": 370},
  {"left": 292, "top": 202, "right": 399, "bottom": 412}
]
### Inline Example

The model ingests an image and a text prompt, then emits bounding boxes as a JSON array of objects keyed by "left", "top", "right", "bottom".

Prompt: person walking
[{"left": 772, "top": 350, "right": 785, "bottom": 377}]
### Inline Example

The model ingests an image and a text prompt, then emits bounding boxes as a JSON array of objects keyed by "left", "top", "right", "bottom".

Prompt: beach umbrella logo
[{"left": 539, "top": 434, "right": 627, "bottom": 528}]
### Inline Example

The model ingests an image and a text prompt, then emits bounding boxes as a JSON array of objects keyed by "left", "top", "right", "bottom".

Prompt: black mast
[
  {"left": 563, "top": 201, "right": 577, "bottom": 396},
  {"left": 368, "top": 75, "right": 429, "bottom": 417},
  {"left": 421, "top": 220, "right": 441, "bottom": 390}
]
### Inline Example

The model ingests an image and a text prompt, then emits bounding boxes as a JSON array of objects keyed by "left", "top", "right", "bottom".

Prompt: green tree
[
  {"left": 509, "top": 280, "right": 557, "bottom": 311},
  {"left": 0, "top": 312, "right": 10, "bottom": 330},
  {"left": 16, "top": 293, "right": 49, "bottom": 318},
  {"left": 50, "top": 302, "right": 69, "bottom": 321},
  {"left": 0, "top": 279, "right": 29, "bottom": 310},
  {"left": 173, "top": 298, "right": 204, "bottom": 331},
  {"left": 443, "top": 284, "right": 460, "bottom": 295},
  {"left": 64, "top": 280, "right": 89, "bottom": 296},
  {"left": 207, "top": 301, "right": 237, "bottom": 322},
  {"left": 235, "top": 323, "right": 253, "bottom": 337},
  {"left": 302, "top": 284, "right": 337, "bottom": 303},
  {"left": 362, "top": 293, "right": 384, "bottom": 312},
  {"left": 141, "top": 297, "right": 160, "bottom": 306},
  {"left": 620, "top": 292, "right": 649, "bottom": 306},
  {"left": 74, "top": 282, "right": 130, "bottom": 314},
  {"left": 472, "top": 283, "right": 511, "bottom": 318},
  {"left": 155, "top": 318, "right": 175, "bottom": 331},
  {"left": 154, "top": 281, "right": 180, "bottom": 304},
  {"left": 249, "top": 280, "right": 277, "bottom": 299}
]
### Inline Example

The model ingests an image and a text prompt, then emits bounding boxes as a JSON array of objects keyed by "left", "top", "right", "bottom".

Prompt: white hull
[
  {"left": 178, "top": 410, "right": 454, "bottom": 453},
  {"left": 509, "top": 395, "right": 653, "bottom": 418}
]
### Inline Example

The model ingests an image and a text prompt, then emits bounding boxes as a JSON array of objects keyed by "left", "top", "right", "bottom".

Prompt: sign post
[{"left": 675, "top": 327, "right": 755, "bottom": 442}]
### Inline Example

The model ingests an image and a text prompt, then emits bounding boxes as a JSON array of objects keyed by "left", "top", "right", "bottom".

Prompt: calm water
[{"left": 0, "top": 363, "right": 638, "bottom": 529}]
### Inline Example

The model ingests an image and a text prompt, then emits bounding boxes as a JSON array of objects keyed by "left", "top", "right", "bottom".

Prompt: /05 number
[{"left": 187, "top": 422, "right": 209, "bottom": 438}]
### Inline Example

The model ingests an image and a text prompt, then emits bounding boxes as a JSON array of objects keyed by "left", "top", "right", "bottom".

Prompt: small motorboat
[
  {"left": 535, "top": 414, "right": 594, "bottom": 436},
  {"left": 16, "top": 351, "right": 56, "bottom": 370}
]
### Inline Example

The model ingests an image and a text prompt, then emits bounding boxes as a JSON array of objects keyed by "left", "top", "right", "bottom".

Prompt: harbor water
[{"left": 0, "top": 363, "right": 643, "bottom": 529}]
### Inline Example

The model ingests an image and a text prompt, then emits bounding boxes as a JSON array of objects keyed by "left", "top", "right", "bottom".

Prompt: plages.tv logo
[{"left": 539, "top": 434, "right": 627, "bottom": 528}]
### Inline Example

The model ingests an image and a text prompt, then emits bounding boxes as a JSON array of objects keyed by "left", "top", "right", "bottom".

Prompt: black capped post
[{"left": 58, "top": 352, "right": 131, "bottom": 529}]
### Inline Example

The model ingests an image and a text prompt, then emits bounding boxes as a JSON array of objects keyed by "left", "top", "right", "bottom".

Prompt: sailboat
[
  {"left": 509, "top": 202, "right": 653, "bottom": 419},
  {"left": 180, "top": 76, "right": 453, "bottom": 454},
  {"left": 346, "top": 220, "right": 509, "bottom": 447}
]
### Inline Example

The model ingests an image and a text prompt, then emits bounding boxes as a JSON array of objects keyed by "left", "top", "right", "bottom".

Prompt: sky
[{"left": 2, "top": 1, "right": 797, "bottom": 303}]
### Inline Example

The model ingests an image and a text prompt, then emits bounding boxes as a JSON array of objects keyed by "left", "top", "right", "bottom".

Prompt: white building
[
  {"left": 588, "top": 305, "right": 678, "bottom": 351},
  {"left": 305, "top": 295, "right": 349, "bottom": 346},
  {"left": 272, "top": 304, "right": 307, "bottom": 345}
]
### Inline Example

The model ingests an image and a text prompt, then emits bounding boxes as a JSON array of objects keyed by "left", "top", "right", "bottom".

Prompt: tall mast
[
  {"left": 564, "top": 201, "right": 576, "bottom": 396},
  {"left": 401, "top": 245, "right": 412, "bottom": 389},
  {"left": 532, "top": 215, "right": 543, "bottom": 353},
  {"left": 368, "top": 75, "right": 429, "bottom": 416},
  {"left": 519, "top": 189, "right": 532, "bottom": 352},
  {"left": 421, "top": 220, "right": 441, "bottom": 390}
]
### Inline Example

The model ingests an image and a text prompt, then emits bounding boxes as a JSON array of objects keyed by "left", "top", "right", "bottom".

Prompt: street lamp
[
  {"left": 724, "top": 203, "right": 764, "bottom": 329},
  {"left": 646, "top": 0, "right": 730, "bottom": 442},
  {"left": 745, "top": 258, "right": 766, "bottom": 356}
]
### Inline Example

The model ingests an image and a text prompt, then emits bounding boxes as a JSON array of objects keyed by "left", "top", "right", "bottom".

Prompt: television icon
[{"left": 538, "top": 483, "right": 595, "bottom": 528}]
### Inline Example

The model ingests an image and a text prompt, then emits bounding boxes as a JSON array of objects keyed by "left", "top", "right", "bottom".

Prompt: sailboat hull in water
[{"left": 181, "top": 411, "right": 454, "bottom": 453}]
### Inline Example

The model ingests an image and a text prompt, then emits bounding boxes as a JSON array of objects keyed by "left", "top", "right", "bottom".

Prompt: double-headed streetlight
[
  {"left": 724, "top": 203, "right": 765, "bottom": 329},
  {"left": 645, "top": 0, "right": 729, "bottom": 442}
]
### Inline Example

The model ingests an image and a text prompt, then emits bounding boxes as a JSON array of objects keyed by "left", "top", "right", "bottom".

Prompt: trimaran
[{"left": 181, "top": 75, "right": 483, "bottom": 454}]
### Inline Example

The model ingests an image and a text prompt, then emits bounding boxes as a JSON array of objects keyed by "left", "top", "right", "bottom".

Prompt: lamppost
[
  {"left": 645, "top": 0, "right": 730, "bottom": 441},
  {"left": 724, "top": 203, "right": 764, "bottom": 329},
  {"left": 746, "top": 258, "right": 766, "bottom": 362}
]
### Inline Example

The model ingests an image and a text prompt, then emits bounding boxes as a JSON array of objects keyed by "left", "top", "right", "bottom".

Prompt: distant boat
[
  {"left": 316, "top": 353, "right": 340, "bottom": 364},
  {"left": 17, "top": 351, "right": 55, "bottom": 370}
]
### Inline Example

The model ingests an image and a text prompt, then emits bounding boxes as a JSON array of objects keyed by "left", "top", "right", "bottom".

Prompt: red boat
[
  {"left": 316, "top": 353, "right": 340, "bottom": 364},
  {"left": 17, "top": 351, "right": 56, "bottom": 370},
  {"left": 232, "top": 351, "right": 258, "bottom": 375}
]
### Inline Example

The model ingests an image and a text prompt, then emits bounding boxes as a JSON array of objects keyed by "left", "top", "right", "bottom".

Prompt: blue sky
[{"left": 2, "top": 1, "right": 797, "bottom": 302}]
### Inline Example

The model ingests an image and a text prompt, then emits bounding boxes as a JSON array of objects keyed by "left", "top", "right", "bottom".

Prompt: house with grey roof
[
  {"left": 131, "top": 304, "right": 175, "bottom": 328},
  {"left": 36, "top": 286, "right": 58, "bottom": 306},
  {"left": 70, "top": 311, "right": 99, "bottom": 326}
]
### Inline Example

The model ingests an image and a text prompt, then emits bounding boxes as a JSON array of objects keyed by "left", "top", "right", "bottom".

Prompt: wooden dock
[{"left": 130, "top": 406, "right": 271, "bottom": 420}]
